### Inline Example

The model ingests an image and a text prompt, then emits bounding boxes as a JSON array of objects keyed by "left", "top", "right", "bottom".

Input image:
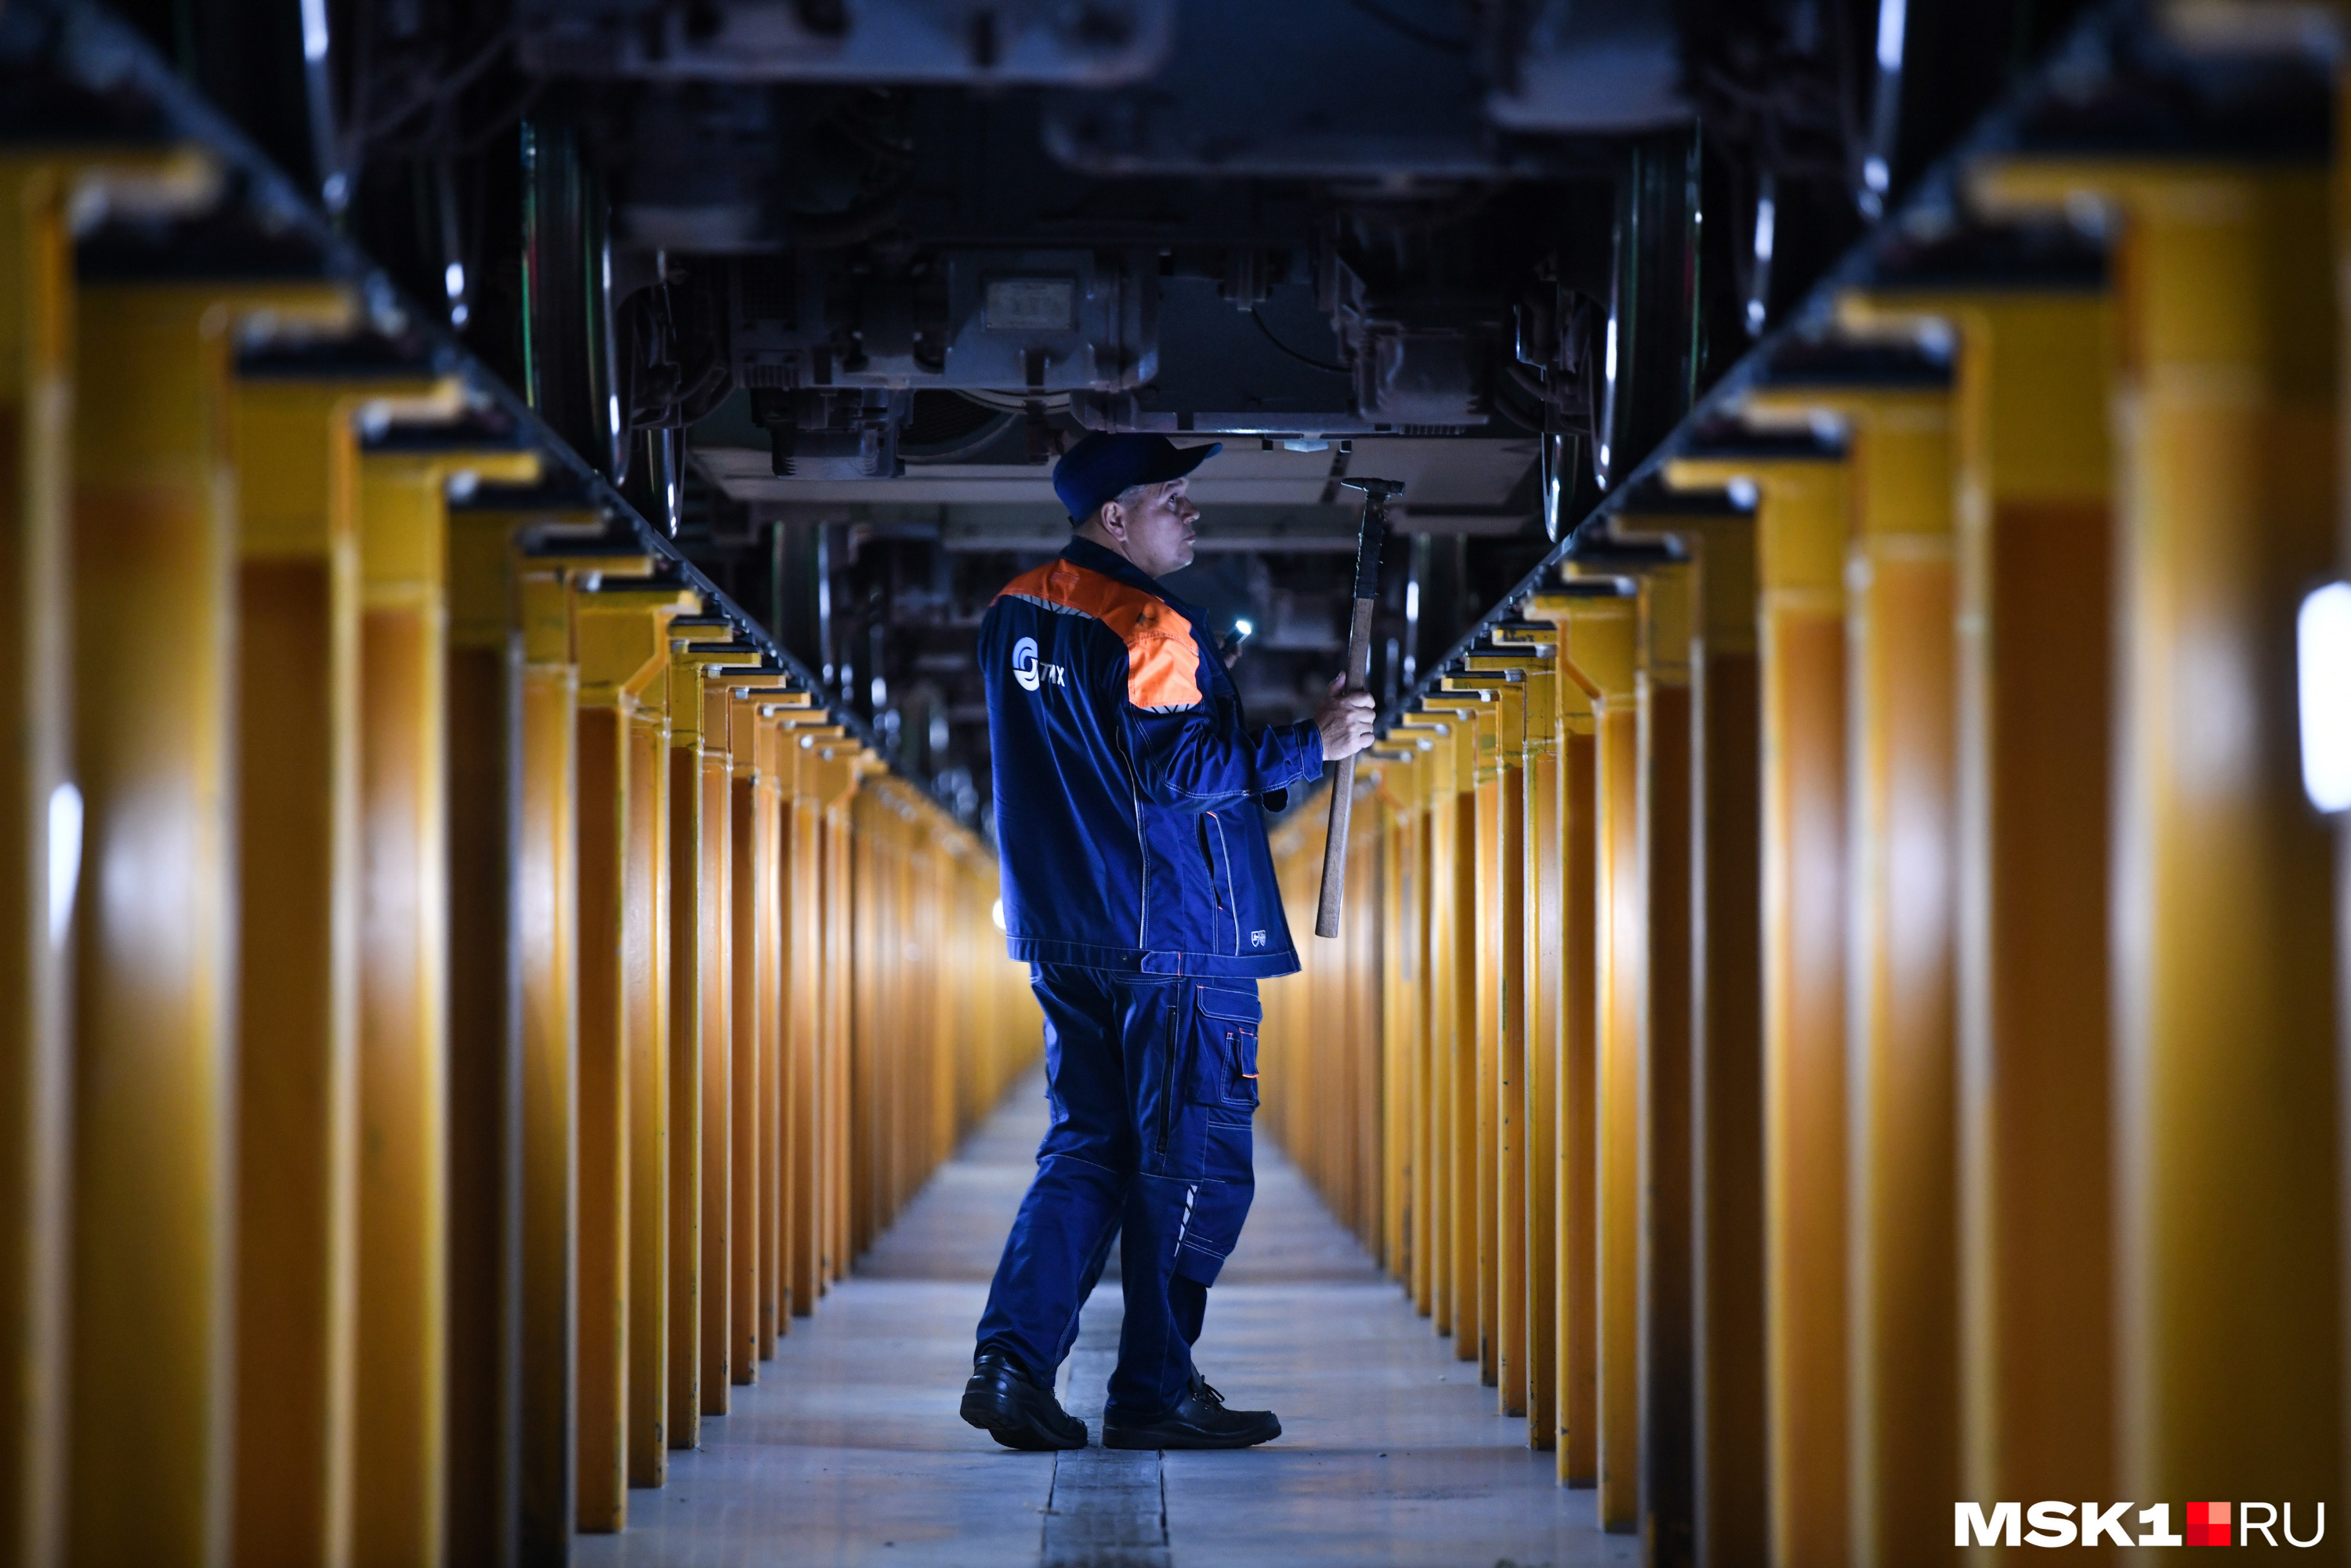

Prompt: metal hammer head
[{"left": 1339, "top": 476, "right": 1406, "bottom": 498}]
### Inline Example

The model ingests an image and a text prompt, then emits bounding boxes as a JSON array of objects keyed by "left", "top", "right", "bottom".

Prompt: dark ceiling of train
[{"left": 96, "top": 0, "right": 2088, "bottom": 833}]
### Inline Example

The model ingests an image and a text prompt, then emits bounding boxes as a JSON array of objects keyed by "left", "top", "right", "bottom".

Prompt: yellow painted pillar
[
  {"left": 826, "top": 749, "right": 874, "bottom": 1286},
  {"left": 1637, "top": 557, "right": 1697, "bottom": 1566},
  {"left": 755, "top": 703, "right": 802, "bottom": 1349},
  {"left": 655, "top": 630, "right": 727, "bottom": 1444},
  {"left": 442, "top": 481, "right": 598, "bottom": 1566},
  {"left": 1439, "top": 673, "right": 1516, "bottom": 1392},
  {"left": 69, "top": 273, "right": 349, "bottom": 1568},
  {"left": 784, "top": 719, "right": 845, "bottom": 1318},
  {"left": 696, "top": 661, "right": 746, "bottom": 1407},
  {"left": 1614, "top": 490, "right": 1767, "bottom": 1568},
  {"left": 1404, "top": 743, "right": 1438, "bottom": 1314},
  {"left": 621, "top": 607, "right": 691, "bottom": 1487},
  {"left": 1425, "top": 713, "right": 1466, "bottom": 1346},
  {"left": 846, "top": 756, "right": 886, "bottom": 1257},
  {"left": 1668, "top": 431, "right": 1853, "bottom": 1568},
  {"left": 1513, "top": 591, "right": 1605, "bottom": 1485},
  {"left": 762, "top": 708, "right": 792, "bottom": 1337},
  {"left": 1386, "top": 754, "right": 1418, "bottom": 1281},
  {"left": 1467, "top": 649, "right": 1546, "bottom": 1419},
  {"left": 1494, "top": 619, "right": 1567, "bottom": 1454},
  {"left": 230, "top": 364, "right": 459, "bottom": 1568},
  {"left": 724, "top": 673, "right": 792, "bottom": 1384},
  {"left": 1392, "top": 713, "right": 1460, "bottom": 1333},
  {"left": 0, "top": 156, "right": 76, "bottom": 1568},
  {"left": 0, "top": 148, "right": 211, "bottom": 1568},
  {"left": 1365, "top": 743, "right": 1426, "bottom": 1287},
  {"left": 1421, "top": 691, "right": 1489, "bottom": 1367},
  {"left": 1838, "top": 258, "right": 2117, "bottom": 1524},
  {"left": 1743, "top": 362, "right": 1961, "bottom": 1565},
  {"left": 1562, "top": 540, "right": 1701, "bottom": 1559},
  {"left": 1552, "top": 579, "right": 1642, "bottom": 1534},
  {"left": 500, "top": 533, "right": 656, "bottom": 1554},
  {"left": 1976, "top": 154, "right": 2342, "bottom": 1526},
  {"left": 728, "top": 686, "right": 762, "bottom": 1380},
  {"left": 511, "top": 538, "right": 592, "bottom": 1560},
  {"left": 571, "top": 578, "right": 694, "bottom": 1532},
  {"left": 355, "top": 435, "right": 539, "bottom": 1568},
  {"left": 661, "top": 636, "right": 759, "bottom": 1436}
]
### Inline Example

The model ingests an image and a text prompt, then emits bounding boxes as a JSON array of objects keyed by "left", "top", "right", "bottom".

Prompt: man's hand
[{"left": 1313, "top": 675, "right": 1376, "bottom": 763}]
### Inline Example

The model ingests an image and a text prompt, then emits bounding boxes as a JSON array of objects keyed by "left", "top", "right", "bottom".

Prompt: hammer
[{"left": 1315, "top": 476, "right": 1403, "bottom": 938}]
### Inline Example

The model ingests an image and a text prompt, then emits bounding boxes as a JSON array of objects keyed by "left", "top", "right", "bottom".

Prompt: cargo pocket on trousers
[
  {"left": 1173, "top": 1147, "right": 1255, "bottom": 1286},
  {"left": 1190, "top": 983, "right": 1260, "bottom": 1113}
]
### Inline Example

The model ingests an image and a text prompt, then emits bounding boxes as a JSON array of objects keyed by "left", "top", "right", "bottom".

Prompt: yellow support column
[
  {"left": 226, "top": 353, "right": 375, "bottom": 1568},
  {"left": 1567, "top": 536, "right": 1701, "bottom": 1560},
  {"left": 571, "top": 577, "right": 694, "bottom": 1531},
  {"left": 1365, "top": 743, "right": 1425, "bottom": 1286},
  {"left": 442, "top": 479, "right": 598, "bottom": 1566},
  {"left": 662, "top": 636, "right": 759, "bottom": 1433},
  {"left": 1404, "top": 742, "right": 1438, "bottom": 1313},
  {"left": 1839, "top": 240, "right": 2117, "bottom": 1520},
  {"left": 230, "top": 356, "right": 459, "bottom": 1568},
  {"left": 696, "top": 660, "right": 751, "bottom": 1406},
  {"left": 1391, "top": 713, "right": 1459, "bottom": 1333},
  {"left": 1612, "top": 487, "right": 1767, "bottom": 1568},
  {"left": 622, "top": 603, "right": 694, "bottom": 1487},
  {"left": 784, "top": 718, "right": 842, "bottom": 1318},
  {"left": 824, "top": 745, "right": 873, "bottom": 1287},
  {"left": 1420, "top": 691, "right": 1491, "bottom": 1369},
  {"left": 757, "top": 708, "right": 784, "bottom": 1353},
  {"left": 1465, "top": 649, "right": 1546, "bottom": 1419},
  {"left": 1440, "top": 672, "right": 1516, "bottom": 1394},
  {"left": 69, "top": 269, "right": 349, "bottom": 1568},
  {"left": 1637, "top": 556, "right": 1697, "bottom": 1566},
  {"left": 655, "top": 629, "right": 731, "bottom": 1444},
  {"left": 724, "top": 673, "right": 792, "bottom": 1384},
  {"left": 1744, "top": 351, "right": 1962, "bottom": 1565},
  {"left": 0, "top": 148, "right": 210, "bottom": 1568},
  {"left": 1422, "top": 712, "right": 1467, "bottom": 1348},
  {"left": 0, "top": 156, "right": 75, "bottom": 1568},
  {"left": 1668, "top": 429, "right": 1853, "bottom": 1568},
  {"left": 1976, "top": 150, "right": 2341, "bottom": 1526},
  {"left": 1494, "top": 619, "right": 1567, "bottom": 1454},
  {"left": 729, "top": 685, "right": 762, "bottom": 1379},
  {"left": 1505, "top": 591, "right": 1606, "bottom": 1486},
  {"left": 1552, "top": 578, "right": 1641, "bottom": 1535},
  {"left": 357, "top": 429, "right": 541, "bottom": 1568},
  {"left": 511, "top": 535, "right": 629, "bottom": 1560},
  {"left": 757, "top": 699, "right": 813, "bottom": 1339},
  {"left": 763, "top": 708, "right": 792, "bottom": 1339}
]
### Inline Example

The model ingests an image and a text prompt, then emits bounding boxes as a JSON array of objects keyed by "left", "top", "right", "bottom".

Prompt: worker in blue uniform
[{"left": 960, "top": 432, "right": 1377, "bottom": 1450}]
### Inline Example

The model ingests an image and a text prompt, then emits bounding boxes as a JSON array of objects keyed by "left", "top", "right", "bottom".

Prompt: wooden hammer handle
[{"left": 1314, "top": 592, "right": 1378, "bottom": 939}]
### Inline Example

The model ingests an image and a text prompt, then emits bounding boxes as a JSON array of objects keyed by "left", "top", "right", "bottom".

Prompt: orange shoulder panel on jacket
[{"left": 993, "top": 558, "right": 1202, "bottom": 712}]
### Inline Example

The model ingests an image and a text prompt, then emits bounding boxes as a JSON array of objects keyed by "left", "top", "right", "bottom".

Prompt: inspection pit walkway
[{"left": 578, "top": 1070, "right": 1636, "bottom": 1568}]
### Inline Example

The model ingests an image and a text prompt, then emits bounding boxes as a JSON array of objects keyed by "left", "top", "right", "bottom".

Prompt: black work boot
[
  {"left": 1101, "top": 1374, "right": 1281, "bottom": 1450},
  {"left": 960, "top": 1349, "right": 1088, "bottom": 1451}
]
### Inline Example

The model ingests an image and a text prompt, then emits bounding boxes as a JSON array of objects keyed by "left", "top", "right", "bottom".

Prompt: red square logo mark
[{"left": 2186, "top": 1501, "right": 2232, "bottom": 1546}]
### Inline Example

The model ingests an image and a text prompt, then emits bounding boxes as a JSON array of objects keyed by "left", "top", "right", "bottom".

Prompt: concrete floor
[{"left": 579, "top": 1070, "right": 1637, "bottom": 1568}]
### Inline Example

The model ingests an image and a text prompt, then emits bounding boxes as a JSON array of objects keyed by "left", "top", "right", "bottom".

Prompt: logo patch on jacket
[
  {"left": 995, "top": 559, "right": 1201, "bottom": 712},
  {"left": 1011, "top": 636, "right": 1063, "bottom": 692}
]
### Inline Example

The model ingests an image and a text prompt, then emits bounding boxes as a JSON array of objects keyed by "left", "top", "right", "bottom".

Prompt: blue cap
[{"left": 1052, "top": 433, "right": 1223, "bottom": 524}]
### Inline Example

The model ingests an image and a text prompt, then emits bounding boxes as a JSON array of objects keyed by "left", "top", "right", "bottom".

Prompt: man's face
[{"left": 1105, "top": 478, "right": 1198, "bottom": 579}]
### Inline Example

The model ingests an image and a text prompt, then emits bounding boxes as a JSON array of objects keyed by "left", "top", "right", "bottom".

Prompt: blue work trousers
[{"left": 975, "top": 965, "right": 1261, "bottom": 1419}]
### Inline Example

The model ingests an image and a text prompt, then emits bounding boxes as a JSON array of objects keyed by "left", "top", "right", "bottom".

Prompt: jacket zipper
[{"left": 1205, "top": 813, "right": 1239, "bottom": 954}]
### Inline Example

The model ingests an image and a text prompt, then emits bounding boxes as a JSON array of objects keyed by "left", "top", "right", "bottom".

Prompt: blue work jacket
[{"left": 980, "top": 535, "right": 1323, "bottom": 979}]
